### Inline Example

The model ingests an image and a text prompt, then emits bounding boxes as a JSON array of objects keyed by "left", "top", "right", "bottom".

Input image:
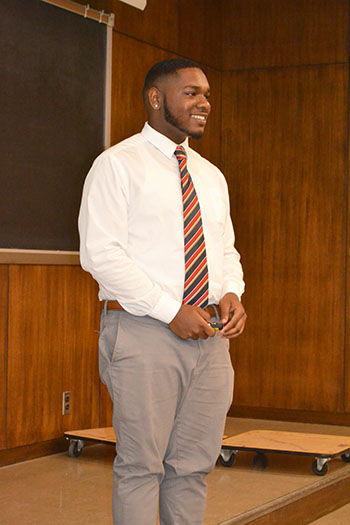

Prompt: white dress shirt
[{"left": 78, "top": 122, "right": 244, "bottom": 324}]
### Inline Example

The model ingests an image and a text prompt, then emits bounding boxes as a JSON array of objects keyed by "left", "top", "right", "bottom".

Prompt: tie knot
[{"left": 175, "top": 146, "right": 187, "bottom": 161}]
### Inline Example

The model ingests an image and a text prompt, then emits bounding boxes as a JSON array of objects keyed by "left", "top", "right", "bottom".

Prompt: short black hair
[{"left": 143, "top": 58, "right": 202, "bottom": 101}]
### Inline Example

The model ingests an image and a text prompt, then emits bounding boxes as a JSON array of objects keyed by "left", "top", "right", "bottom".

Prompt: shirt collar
[{"left": 141, "top": 122, "right": 189, "bottom": 159}]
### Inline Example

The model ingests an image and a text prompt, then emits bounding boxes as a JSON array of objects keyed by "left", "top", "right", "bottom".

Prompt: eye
[{"left": 185, "top": 91, "right": 196, "bottom": 97}]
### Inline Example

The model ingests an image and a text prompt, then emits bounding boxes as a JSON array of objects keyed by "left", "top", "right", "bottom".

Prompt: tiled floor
[{"left": 1, "top": 417, "right": 350, "bottom": 524}]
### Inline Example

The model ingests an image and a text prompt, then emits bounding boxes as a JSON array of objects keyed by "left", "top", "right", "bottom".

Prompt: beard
[{"left": 163, "top": 99, "right": 204, "bottom": 140}]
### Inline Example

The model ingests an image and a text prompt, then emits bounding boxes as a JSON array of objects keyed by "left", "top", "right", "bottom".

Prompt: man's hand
[
  {"left": 219, "top": 293, "right": 247, "bottom": 339},
  {"left": 169, "top": 304, "right": 216, "bottom": 340}
]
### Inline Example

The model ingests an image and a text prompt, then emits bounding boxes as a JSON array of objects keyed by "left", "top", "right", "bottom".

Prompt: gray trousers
[{"left": 99, "top": 309, "right": 234, "bottom": 525}]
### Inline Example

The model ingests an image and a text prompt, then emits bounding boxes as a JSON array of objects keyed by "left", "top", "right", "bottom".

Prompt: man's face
[{"left": 157, "top": 68, "right": 211, "bottom": 143}]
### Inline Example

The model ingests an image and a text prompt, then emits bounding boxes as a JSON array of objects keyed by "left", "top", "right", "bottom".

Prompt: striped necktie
[{"left": 175, "top": 146, "right": 209, "bottom": 308}]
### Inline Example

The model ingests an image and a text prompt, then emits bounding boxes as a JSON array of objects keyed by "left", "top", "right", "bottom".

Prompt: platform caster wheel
[
  {"left": 312, "top": 459, "right": 328, "bottom": 476},
  {"left": 341, "top": 453, "right": 350, "bottom": 463},
  {"left": 219, "top": 450, "right": 236, "bottom": 467},
  {"left": 253, "top": 452, "right": 268, "bottom": 469},
  {"left": 68, "top": 439, "right": 84, "bottom": 458}
]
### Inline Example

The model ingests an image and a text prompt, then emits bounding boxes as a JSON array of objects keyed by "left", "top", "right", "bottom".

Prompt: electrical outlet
[{"left": 62, "top": 391, "right": 71, "bottom": 415}]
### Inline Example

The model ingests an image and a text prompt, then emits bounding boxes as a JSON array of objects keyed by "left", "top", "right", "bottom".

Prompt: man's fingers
[
  {"left": 168, "top": 305, "right": 216, "bottom": 339},
  {"left": 203, "top": 323, "right": 216, "bottom": 338},
  {"left": 220, "top": 313, "right": 247, "bottom": 338},
  {"left": 219, "top": 305, "right": 229, "bottom": 324},
  {"left": 197, "top": 307, "right": 216, "bottom": 338},
  {"left": 197, "top": 308, "right": 212, "bottom": 323}
]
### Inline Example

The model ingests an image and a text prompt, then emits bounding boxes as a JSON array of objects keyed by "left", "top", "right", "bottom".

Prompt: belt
[{"left": 105, "top": 300, "right": 220, "bottom": 318}]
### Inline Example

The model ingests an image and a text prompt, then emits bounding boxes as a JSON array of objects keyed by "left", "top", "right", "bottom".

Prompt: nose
[{"left": 197, "top": 94, "right": 211, "bottom": 111}]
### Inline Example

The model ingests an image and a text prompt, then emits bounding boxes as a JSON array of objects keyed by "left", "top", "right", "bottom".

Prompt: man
[{"left": 78, "top": 58, "right": 246, "bottom": 525}]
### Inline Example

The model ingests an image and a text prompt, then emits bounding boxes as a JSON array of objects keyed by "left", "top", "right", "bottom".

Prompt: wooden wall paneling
[
  {"left": 7, "top": 266, "right": 102, "bottom": 447},
  {"left": 111, "top": 32, "right": 176, "bottom": 145},
  {"left": 345, "top": 65, "right": 350, "bottom": 414},
  {"left": 61, "top": 267, "right": 101, "bottom": 433},
  {"left": 99, "top": 382, "right": 113, "bottom": 427},
  {"left": 76, "top": 0, "right": 222, "bottom": 69},
  {"left": 190, "top": 67, "right": 222, "bottom": 168},
  {"left": 7, "top": 266, "right": 65, "bottom": 447},
  {"left": 75, "top": 0, "right": 179, "bottom": 54},
  {"left": 222, "top": 0, "right": 348, "bottom": 71},
  {"left": 178, "top": 0, "right": 222, "bottom": 69},
  {"left": 0, "top": 266, "right": 8, "bottom": 450},
  {"left": 222, "top": 64, "right": 347, "bottom": 413},
  {"left": 112, "top": 0, "right": 179, "bottom": 53}
]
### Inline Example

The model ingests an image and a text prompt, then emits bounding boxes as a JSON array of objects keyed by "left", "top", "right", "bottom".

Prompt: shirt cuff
[
  {"left": 149, "top": 293, "right": 182, "bottom": 324},
  {"left": 221, "top": 281, "right": 244, "bottom": 302}
]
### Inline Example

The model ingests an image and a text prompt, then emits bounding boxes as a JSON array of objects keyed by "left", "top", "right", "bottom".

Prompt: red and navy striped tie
[{"left": 175, "top": 146, "right": 209, "bottom": 308}]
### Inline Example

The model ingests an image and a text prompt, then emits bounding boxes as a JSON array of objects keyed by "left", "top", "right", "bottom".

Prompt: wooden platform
[
  {"left": 221, "top": 430, "right": 350, "bottom": 457},
  {"left": 216, "top": 427, "right": 350, "bottom": 524},
  {"left": 65, "top": 427, "right": 116, "bottom": 444},
  {"left": 64, "top": 427, "right": 228, "bottom": 445},
  {"left": 63, "top": 423, "right": 350, "bottom": 523}
]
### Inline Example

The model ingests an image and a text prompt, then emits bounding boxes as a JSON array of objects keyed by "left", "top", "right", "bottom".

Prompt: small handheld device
[{"left": 210, "top": 320, "right": 223, "bottom": 331}]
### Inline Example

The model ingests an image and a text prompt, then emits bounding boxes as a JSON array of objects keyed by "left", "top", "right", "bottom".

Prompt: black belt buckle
[{"left": 208, "top": 304, "right": 223, "bottom": 331}]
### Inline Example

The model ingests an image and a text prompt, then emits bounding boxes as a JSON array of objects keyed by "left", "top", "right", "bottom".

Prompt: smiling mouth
[{"left": 191, "top": 114, "right": 207, "bottom": 123}]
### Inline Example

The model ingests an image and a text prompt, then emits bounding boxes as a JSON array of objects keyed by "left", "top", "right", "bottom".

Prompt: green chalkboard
[{"left": 0, "top": 0, "right": 107, "bottom": 250}]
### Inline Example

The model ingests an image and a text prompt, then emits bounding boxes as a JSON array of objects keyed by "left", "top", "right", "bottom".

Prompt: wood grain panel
[
  {"left": 7, "top": 266, "right": 65, "bottom": 447},
  {"left": 99, "top": 382, "right": 113, "bottom": 427},
  {"left": 7, "top": 265, "right": 101, "bottom": 447},
  {"left": 190, "top": 67, "right": 222, "bottom": 168},
  {"left": 75, "top": 0, "right": 222, "bottom": 69},
  {"left": 110, "top": 33, "right": 222, "bottom": 167},
  {"left": 0, "top": 266, "right": 8, "bottom": 450},
  {"left": 61, "top": 268, "right": 101, "bottom": 433},
  {"left": 222, "top": 65, "right": 347, "bottom": 413},
  {"left": 111, "top": 32, "right": 175, "bottom": 145},
  {"left": 222, "top": 0, "right": 348, "bottom": 70},
  {"left": 345, "top": 83, "right": 350, "bottom": 415},
  {"left": 178, "top": 0, "right": 222, "bottom": 69},
  {"left": 75, "top": 0, "right": 179, "bottom": 54}
]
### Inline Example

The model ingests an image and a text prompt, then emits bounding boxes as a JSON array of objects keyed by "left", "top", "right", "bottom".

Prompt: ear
[{"left": 148, "top": 87, "right": 162, "bottom": 110}]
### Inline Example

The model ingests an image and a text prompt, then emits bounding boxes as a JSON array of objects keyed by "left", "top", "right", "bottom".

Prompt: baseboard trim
[{"left": 0, "top": 438, "right": 67, "bottom": 466}]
